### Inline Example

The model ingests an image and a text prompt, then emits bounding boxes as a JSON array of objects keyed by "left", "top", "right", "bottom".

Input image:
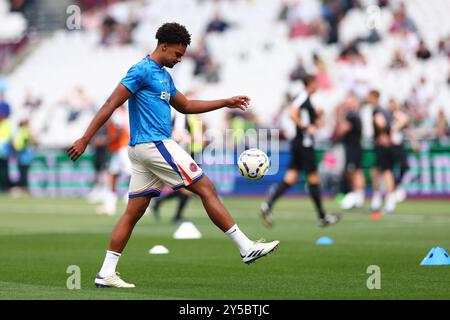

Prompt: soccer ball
[{"left": 238, "top": 148, "right": 270, "bottom": 180}]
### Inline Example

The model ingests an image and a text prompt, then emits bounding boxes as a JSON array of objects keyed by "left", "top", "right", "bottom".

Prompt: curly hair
[{"left": 155, "top": 22, "right": 191, "bottom": 47}]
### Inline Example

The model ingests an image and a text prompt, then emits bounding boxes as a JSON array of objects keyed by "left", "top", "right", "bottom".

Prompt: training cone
[
  {"left": 316, "top": 236, "right": 334, "bottom": 245},
  {"left": 173, "top": 221, "right": 202, "bottom": 239},
  {"left": 371, "top": 211, "right": 382, "bottom": 221},
  {"left": 149, "top": 245, "right": 169, "bottom": 254},
  {"left": 420, "top": 247, "right": 450, "bottom": 266}
]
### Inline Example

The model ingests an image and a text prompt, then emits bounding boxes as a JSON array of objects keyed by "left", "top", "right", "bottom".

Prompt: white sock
[
  {"left": 225, "top": 224, "right": 253, "bottom": 256},
  {"left": 355, "top": 189, "right": 365, "bottom": 206},
  {"left": 99, "top": 250, "right": 121, "bottom": 277}
]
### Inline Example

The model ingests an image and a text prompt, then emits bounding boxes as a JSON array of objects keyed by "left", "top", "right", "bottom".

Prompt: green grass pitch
[{"left": 0, "top": 194, "right": 449, "bottom": 300}]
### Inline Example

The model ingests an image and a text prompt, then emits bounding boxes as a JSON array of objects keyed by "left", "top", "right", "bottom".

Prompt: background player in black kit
[
  {"left": 335, "top": 93, "right": 366, "bottom": 210},
  {"left": 260, "top": 75, "right": 341, "bottom": 228},
  {"left": 368, "top": 90, "right": 397, "bottom": 214},
  {"left": 388, "top": 98, "right": 418, "bottom": 203}
]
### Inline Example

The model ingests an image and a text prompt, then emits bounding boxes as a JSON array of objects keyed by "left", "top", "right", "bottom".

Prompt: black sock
[
  {"left": 267, "top": 182, "right": 291, "bottom": 209},
  {"left": 339, "top": 175, "right": 350, "bottom": 194},
  {"left": 308, "top": 183, "right": 326, "bottom": 220},
  {"left": 395, "top": 166, "right": 408, "bottom": 187},
  {"left": 173, "top": 193, "right": 190, "bottom": 221}
]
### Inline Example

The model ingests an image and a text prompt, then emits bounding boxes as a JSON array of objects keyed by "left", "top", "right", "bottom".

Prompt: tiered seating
[{"left": 4, "top": 0, "right": 450, "bottom": 147}]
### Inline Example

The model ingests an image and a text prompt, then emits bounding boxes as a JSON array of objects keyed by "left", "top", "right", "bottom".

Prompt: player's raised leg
[{"left": 186, "top": 176, "right": 280, "bottom": 264}]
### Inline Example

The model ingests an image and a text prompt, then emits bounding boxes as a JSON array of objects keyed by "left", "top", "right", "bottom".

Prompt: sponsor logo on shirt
[{"left": 160, "top": 91, "right": 171, "bottom": 102}]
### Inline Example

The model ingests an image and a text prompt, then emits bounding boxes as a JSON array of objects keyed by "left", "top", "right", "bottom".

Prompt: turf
[{"left": 0, "top": 194, "right": 449, "bottom": 300}]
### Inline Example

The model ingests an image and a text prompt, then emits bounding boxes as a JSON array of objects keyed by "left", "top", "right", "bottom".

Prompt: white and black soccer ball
[{"left": 237, "top": 148, "right": 270, "bottom": 180}]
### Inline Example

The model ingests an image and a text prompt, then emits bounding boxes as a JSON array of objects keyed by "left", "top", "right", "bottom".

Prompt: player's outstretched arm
[
  {"left": 170, "top": 91, "right": 250, "bottom": 114},
  {"left": 67, "top": 84, "right": 132, "bottom": 161}
]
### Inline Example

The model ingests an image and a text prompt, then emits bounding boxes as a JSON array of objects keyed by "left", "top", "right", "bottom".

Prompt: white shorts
[
  {"left": 109, "top": 146, "right": 132, "bottom": 176},
  {"left": 127, "top": 140, "right": 204, "bottom": 199}
]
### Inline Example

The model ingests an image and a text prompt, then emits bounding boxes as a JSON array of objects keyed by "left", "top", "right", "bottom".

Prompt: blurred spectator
[
  {"left": 415, "top": 113, "right": 437, "bottom": 141},
  {"left": 287, "top": 1, "right": 312, "bottom": 38},
  {"left": 226, "top": 109, "right": 260, "bottom": 131},
  {"left": 389, "top": 49, "right": 408, "bottom": 69},
  {"left": 436, "top": 109, "right": 450, "bottom": 143},
  {"left": 81, "top": 6, "right": 105, "bottom": 32},
  {"left": 101, "top": 16, "right": 122, "bottom": 46},
  {"left": 416, "top": 39, "right": 432, "bottom": 60},
  {"left": 226, "top": 109, "right": 260, "bottom": 147},
  {"left": 76, "top": 0, "right": 111, "bottom": 10},
  {"left": 337, "top": 40, "right": 360, "bottom": 62},
  {"left": 340, "top": 53, "right": 370, "bottom": 100},
  {"left": 188, "top": 36, "right": 220, "bottom": 83},
  {"left": 407, "top": 77, "right": 433, "bottom": 124},
  {"left": 22, "top": 90, "right": 42, "bottom": 112},
  {"left": 355, "top": 29, "right": 381, "bottom": 45},
  {"left": 206, "top": 12, "right": 231, "bottom": 33},
  {"left": 0, "top": 93, "right": 11, "bottom": 118},
  {"left": 286, "top": 1, "right": 326, "bottom": 40},
  {"left": 0, "top": 77, "right": 6, "bottom": 94},
  {"left": 11, "top": 118, "right": 36, "bottom": 195},
  {"left": 61, "top": 86, "right": 96, "bottom": 123},
  {"left": 272, "top": 92, "right": 295, "bottom": 141},
  {"left": 437, "top": 36, "right": 450, "bottom": 57},
  {"left": 378, "top": 0, "right": 389, "bottom": 8},
  {"left": 99, "top": 13, "right": 135, "bottom": 46},
  {"left": 321, "top": 0, "right": 345, "bottom": 44},
  {"left": 398, "top": 29, "right": 419, "bottom": 57},
  {"left": 0, "top": 106, "right": 12, "bottom": 193},
  {"left": 415, "top": 77, "right": 434, "bottom": 109},
  {"left": 313, "top": 53, "right": 332, "bottom": 90},
  {"left": 448, "top": 61, "right": 450, "bottom": 86},
  {"left": 289, "top": 57, "right": 308, "bottom": 82},
  {"left": 9, "top": 0, "right": 32, "bottom": 12},
  {"left": 278, "top": 1, "right": 290, "bottom": 22},
  {"left": 389, "top": 2, "right": 417, "bottom": 34}
]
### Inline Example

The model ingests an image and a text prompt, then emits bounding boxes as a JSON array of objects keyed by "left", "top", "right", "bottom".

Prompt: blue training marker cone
[
  {"left": 316, "top": 236, "right": 334, "bottom": 245},
  {"left": 420, "top": 247, "right": 450, "bottom": 266}
]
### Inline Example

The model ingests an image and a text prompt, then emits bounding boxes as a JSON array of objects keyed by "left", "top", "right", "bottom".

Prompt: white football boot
[
  {"left": 96, "top": 192, "right": 117, "bottom": 216},
  {"left": 241, "top": 239, "right": 280, "bottom": 265},
  {"left": 341, "top": 192, "right": 357, "bottom": 210},
  {"left": 395, "top": 188, "right": 406, "bottom": 203},
  {"left": 383, "top": 192, "right": 397, "bottom": 214},
  {"left": 371, "top": 191, "right": 383, "bottom": 211},
  {"left": 94, "top": 272, "right": 135, "bottom": 288}
]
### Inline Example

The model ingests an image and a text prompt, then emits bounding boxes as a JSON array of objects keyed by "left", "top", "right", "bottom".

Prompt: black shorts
[
  {"left": 374, "top": 145, "right": 395, "bottom": 171},
  {"left": 344, "top": 144, "right": 363, "bottom": 171},
  {"left": 391, "top": 145, "right": 409, "bottom": 170},
  {"left": 288, "top": 140, "right": 317, "bottom": 173},
  {"left": 93, "top": 147, "right": 109, "bottom": 172}
]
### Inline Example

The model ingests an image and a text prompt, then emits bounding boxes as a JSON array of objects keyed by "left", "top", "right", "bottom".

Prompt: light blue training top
[{"left": 120, "top": 55, "right": 178, "bottom": 145}]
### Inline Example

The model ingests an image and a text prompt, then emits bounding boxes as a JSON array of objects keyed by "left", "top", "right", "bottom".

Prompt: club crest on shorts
[{"left": 190, "top": 162, "right": 198, "bottom": 172}]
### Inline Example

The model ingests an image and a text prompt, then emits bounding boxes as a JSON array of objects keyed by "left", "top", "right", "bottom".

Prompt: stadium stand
[{"left": 1, "top": 0, "right": 449, "bottom": 147}]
